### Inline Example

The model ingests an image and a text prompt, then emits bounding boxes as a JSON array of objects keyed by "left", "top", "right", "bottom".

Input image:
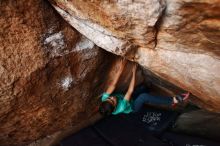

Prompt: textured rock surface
[
  {"left": 172, "top": 110, "right": 220, "bottom": 141},
  {"left": 1, "top": 0, "right": 220, "bottom": 145},
  {"left": 50, "top": 0, "right": 166, "bottom": 55},
  {"left": 0, "top": 0, "right": 133, "bottom": 145},
  {"left": 0, "top": 1, "right": 144, "bottom": 145},
  {"left": 51, "top": 0, "right": 220, "bottom": 112}
]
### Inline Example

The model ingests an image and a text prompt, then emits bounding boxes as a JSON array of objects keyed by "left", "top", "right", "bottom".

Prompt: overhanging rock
[{"left": 50, "top": 0, "right": 220, "bottom": 112}]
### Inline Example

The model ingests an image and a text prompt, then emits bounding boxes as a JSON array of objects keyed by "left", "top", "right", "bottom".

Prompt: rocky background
[
  {"left": 0, "top": 0, "right": 219, "bottom": 145},
  {"left": 0, "top": 0, "right": 116, "bottom": 145},
  {"left": 51, "top": 0, "right": 220, "bottom": 111}
]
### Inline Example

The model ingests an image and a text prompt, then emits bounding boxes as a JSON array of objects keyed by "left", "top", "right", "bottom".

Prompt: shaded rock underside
[{"left": 51, "top": 0, "right": 220, "bottom": 111}]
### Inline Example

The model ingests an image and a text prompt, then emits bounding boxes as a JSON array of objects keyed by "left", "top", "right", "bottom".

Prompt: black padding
[
  {"left": 93, "top": 113, "right": 170, "bottom": 146},
  {"left": 60, "top": 107, "right": 179, "bottom": 146},
  {"left": 60, "top": 107, "right": 220, "bottom": 146},
  {"left": 134, "top": 107, "right": 179, "bottom": 135},
  {"left": 60, "top": 127, "right": 110, "bottom": 146},
  {"left": 162, "top": 132, "right": 220, "bottom": 146}
]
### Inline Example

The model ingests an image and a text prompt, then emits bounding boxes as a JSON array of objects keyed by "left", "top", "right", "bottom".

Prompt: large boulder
[
  {"left": 1, "top": 0, "right": 220, "bottom": 145},
  {"left": 0, "top": 1, "right": 145, "bottom": 145},
  {"left": 50, "top": 0, "right": 220, "bottom": 112},
  {"left": 0, "top": 0, "right": 140, "bottom": 145}
]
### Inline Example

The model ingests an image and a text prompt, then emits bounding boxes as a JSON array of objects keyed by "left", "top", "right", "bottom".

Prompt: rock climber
[{"left": 99, "top": 58, "right": 190, "bottom": 116}]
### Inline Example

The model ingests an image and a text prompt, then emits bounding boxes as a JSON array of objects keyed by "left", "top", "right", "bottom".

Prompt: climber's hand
[
  {"left": 132, "top": 63, "right": 137, "bottom": 74},
  {"left": 124, "top": 63, "right": 137, "bottom": 101},
  {"left": 117, "top": 58, "right": 127, "bottom": 72}
]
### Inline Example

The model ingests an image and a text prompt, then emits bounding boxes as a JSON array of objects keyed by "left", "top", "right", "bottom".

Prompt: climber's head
[{"left": 99, "top": 96, "right": 117, "bottom": 116}]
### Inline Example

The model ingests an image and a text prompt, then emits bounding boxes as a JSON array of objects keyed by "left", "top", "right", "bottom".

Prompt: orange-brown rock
[
  {"left": 50, "top": 0, "right": 220, "bottom": 112},
  {"left": 0, "top": 1, "right": 145, "bottom": 145},
  {"left": 1, "top": 0, "right": 220, "bottom": 145},
  {"left": 0, "top": 0, "right": 123, "bottom": 145}
]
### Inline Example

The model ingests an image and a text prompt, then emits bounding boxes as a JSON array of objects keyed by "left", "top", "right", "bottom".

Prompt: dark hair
[{"left": 99, "top": 101, "right": 115, "bottom": 116}]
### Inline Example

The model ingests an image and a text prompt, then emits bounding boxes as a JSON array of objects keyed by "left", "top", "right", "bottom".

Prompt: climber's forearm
[
  {"left": 124, "top": 66, "right": 136, "bottom": 101},
  {"left": 106, "top": 68, "right": 123, "bottom": 94},
  {"left": 106, "top": 59, "right": 126, "bottom": 94},
  {"left": 106, "top": 84, "right": 116, "bottom": 94},
  {"left": 112, "top": 67, "right": 123, "bottom": 86}
]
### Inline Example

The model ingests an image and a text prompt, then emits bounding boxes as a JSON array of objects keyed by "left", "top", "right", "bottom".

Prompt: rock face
[
  {"left": 0, "top": 0, "right": 134, "bottom": 145},
  {"left": 173, "top": 110, "right": 220, "bottom": 141},
  {"left": 50, "top": 0, "right": 220, "bottom": 112},
  {"left": 0, "top": 0, "right": 220, "bottom": 145},
  {"left": 0, "top": 1, "right": 144, "bottom": 145}
]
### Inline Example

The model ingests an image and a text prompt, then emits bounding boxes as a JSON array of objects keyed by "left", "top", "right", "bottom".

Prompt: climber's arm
[
  {"left": 124, "top": 64, "right": 137, "bottom": 101},
  {"left": 105, "top": 58, "right": 127, "bottom": 94}
]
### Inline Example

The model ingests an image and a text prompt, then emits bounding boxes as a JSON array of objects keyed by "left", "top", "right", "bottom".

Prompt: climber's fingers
[
  {"left": 132, "top": 63, "right": 137, "bottom": 72},
  {"left": 120, "top": 57, "right": 127, "bottom": 65}
]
